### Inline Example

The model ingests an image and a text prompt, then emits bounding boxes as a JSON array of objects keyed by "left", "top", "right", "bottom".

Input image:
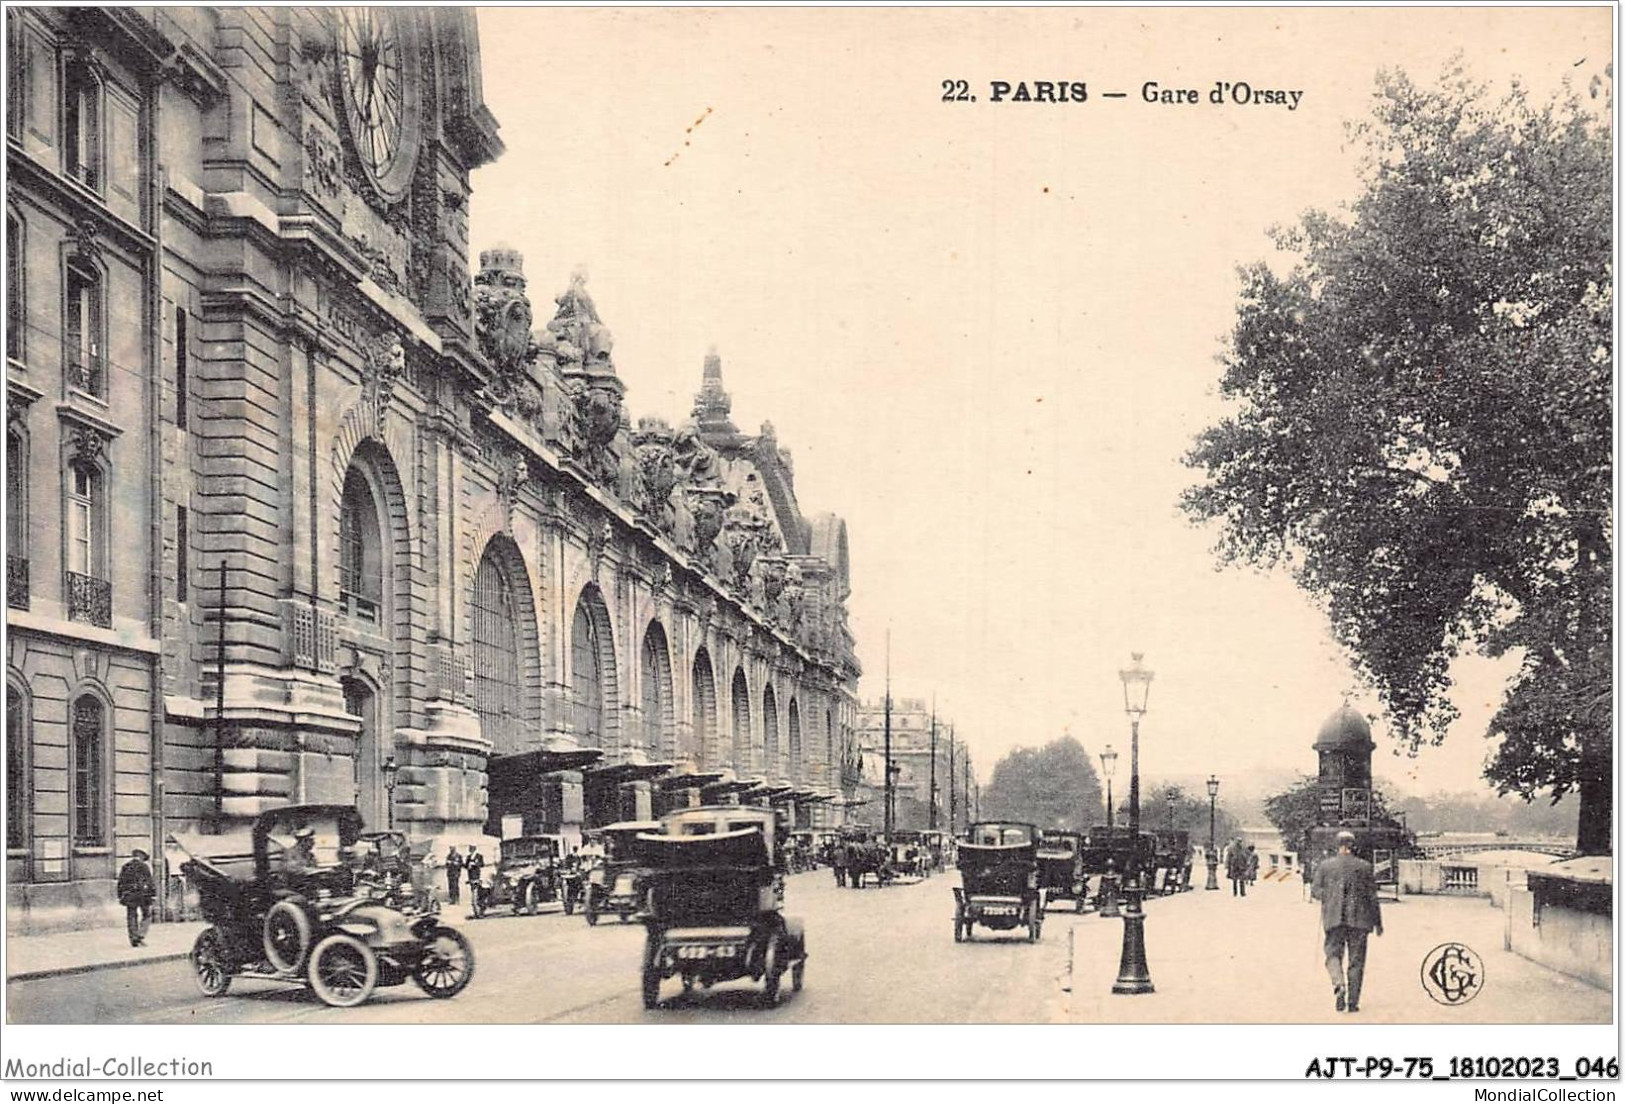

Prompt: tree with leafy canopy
[
  {"left": 982, "top": 736, "right": 1104, "bottom": 831},
  {"left": 1182, "top": 64, "right": 1612, "bottom": 854}
]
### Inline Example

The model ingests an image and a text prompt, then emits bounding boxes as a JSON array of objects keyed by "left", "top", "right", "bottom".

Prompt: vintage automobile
[
  {"left": 788, "top": 830, "right": 819, "bottom": 873},
  {"left": 171, "top": 804, "right": 473, "bottom": 1008},
  {"left": 953, "top": 821, "right": 1043, "bottom": 942},
  {"left": 583, "top": 821, "right": 660, "bottom": 925},
  {"left": 1037, "top": 829, "right": 1090, "bottom": 913},
  {"left": 636, "top": 805, "right": 808, "bottom": 1008},
  {"left": 920, "top": 829, "right": 949, "bottom": 873},
  {"left": 1079, "top": 824, "right": 1158, "bottom": 903},
  {"left": 889, "top": 830, "right": 929, "bottom": 880},
  {"left": 472, "top": 835, "right": 564, "bottom": 918}
]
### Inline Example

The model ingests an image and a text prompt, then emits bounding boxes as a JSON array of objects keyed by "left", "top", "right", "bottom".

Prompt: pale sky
[{"left": 469, "top": 7, "right": 1611, "bottom": 797}]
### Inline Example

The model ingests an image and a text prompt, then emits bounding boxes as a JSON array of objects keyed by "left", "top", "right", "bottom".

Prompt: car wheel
[
  {"left": 307, "top": 933, "right": 379, "bottom": 1008},
  {"left": 523, "top": 882, "right": 538, "bottom": 916},
  {"left": 563, "top": 889, "right": 576, "bottom": 916},
  {"left": 641, "top": 933, "right": 662, "bottom": 1010},
  {"left": 953, "top": 918, "right": 964, "bottom": 943},
  {"left": 762, "top": 933, "right": 783, "bottom": 1004},
  {"left": 584, "top": 889, "right": 599, "bottom": 926},
  {"left": 191, "top": 927, "right": 232, "bottom": 998},
  {"left": 412, "top": 926, "right": 475, "bottom": 999},
  {"left": 263, "top": 898, "right": 313, "bottom": 974},
  {"left": 791, "top": 959, "right": 805, "bottom": 993}
]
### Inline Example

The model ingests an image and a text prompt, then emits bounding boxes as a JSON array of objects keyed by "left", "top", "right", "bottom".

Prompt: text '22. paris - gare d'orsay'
[{"left": 4, "top": 6, "right": 863, "bottom": 933}]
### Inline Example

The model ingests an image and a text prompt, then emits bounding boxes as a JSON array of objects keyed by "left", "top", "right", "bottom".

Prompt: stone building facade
[{"left": 5, "top": 7, "right": 860, "bottom": 934}]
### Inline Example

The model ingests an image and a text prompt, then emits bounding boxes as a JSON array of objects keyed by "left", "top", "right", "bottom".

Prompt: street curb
[{"left": 7, "top": 950, "right": 191, "bottom": 984}]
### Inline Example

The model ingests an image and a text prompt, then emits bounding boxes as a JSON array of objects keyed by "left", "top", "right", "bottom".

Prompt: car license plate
[
  {"left": 677, "top": 944, "right": 736, "bottom": 959},
  {"left": 983, "top": 905, "right": 1017, "bottom": 916}
]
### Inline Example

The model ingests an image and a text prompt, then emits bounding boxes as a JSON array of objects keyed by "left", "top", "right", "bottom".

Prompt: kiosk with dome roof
[{"left": 1302, "top": 704, "right": 1413, "bottom": 898}]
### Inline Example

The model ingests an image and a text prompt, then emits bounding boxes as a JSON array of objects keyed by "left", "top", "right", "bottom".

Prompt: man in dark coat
[
  {"left": 444, "top": 845, "right": 463, "bottom": 905},
  {"left": 1312, "top": 830, "right": 1384, "bottom": 1013},
  {"left": 465, "top": 847, "right": 485, "bottom": 911},
  {"left": 1226, "top": 840, "right": 1249, "bottom": 897},
  {"left": 117, "top": 848, "right": 157, "bottom": 947}
]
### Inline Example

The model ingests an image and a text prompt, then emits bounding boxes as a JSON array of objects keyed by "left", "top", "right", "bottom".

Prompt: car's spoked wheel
[
  {"left": 412, "top": 926, "right": 475, "bottom": 999},
  {"left": 191, "top": 927, "right": 232, "bottom": 997},
  {"left": 791, "top": 958, "right": 805, "bottom": 993},
  {"left": 308, "top": 933, "right": 379, "bottom": 1008},
  {"left": 263, "top": 898, "right": 312, "bottom": 973},
  {"left": 584, "top": 889, "right": 599, "bottom": 926},
  {"left": 641, "top": 934, "right": 662, "bottom": 1010}
]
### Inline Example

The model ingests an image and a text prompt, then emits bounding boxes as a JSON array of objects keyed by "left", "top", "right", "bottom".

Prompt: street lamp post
[
  {"left": 1099, "top": 744, "right": 1120, "bottom": 918},
  {"left": 1112, "top": 652, "right": 1154, "bottom": 995},
  {"left": 1205, "top": 774, "right": 1221, "bottom": 891},
  {"left": 382, "top": 754, "right": 399, "bottom": 830}
]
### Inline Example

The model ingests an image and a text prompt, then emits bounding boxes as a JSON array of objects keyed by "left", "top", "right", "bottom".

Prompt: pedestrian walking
[
  {"left": 832, "top": 844, "right": 847, "bottom": 887},
  {"left": 1312, "top": 830, "right": 1383, "bottom": 1014},
  {"left": 117, "top": 848, "right": 156, "bottom": 947},
  {"left": 1226, "top": 839, "right": 1249, "bottom": 897},
  {"left": 1246, "top": 844, "right": 1259, "bottom": 886},
  {"left": 444, "top": 845, "right": 464, "bottom": 905}
]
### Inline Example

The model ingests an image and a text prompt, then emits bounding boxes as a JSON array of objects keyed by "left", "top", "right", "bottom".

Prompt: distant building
[{"left": 850, "top": 697, "right": 972, "bottom": 833}]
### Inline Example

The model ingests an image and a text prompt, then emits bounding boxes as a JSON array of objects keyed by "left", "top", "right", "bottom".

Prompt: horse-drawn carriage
[
  {"left": 636, "top": 805, "right": 808, "bottom": 1008},
  {"left": 171, "top": 804, "right": 473, "bottom": 1008},
  {"left": 843, "top": 829, "right": 891, "bottom": 888},
  {"left": 953, "top": 821, "right": 1043, "bottom": 943},
  {"left": 1037, "top": 829, "right": 1089, "bottom": 912}
]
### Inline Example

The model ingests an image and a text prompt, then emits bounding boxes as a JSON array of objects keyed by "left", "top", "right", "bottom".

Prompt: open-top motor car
[{"left": 171, "top": 804, "right": 473, "bottom": 1008}]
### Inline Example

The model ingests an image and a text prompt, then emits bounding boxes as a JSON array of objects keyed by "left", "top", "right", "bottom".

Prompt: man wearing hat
[
  {"left": 117, "top": 847, "right": 157, "bottom": 947},
  {"left": 1312, "top": 830, "right": 1383, "bottom": 1013}
]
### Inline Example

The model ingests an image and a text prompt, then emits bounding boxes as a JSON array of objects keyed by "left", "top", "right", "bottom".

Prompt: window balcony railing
[
  {"left": 66, "top": 355, "right": 104, "bottom": 398},
  {"left": 7, "top": 555, "right": 28, "bottom": 609},
  {"left": 66, "top": 570, "right": 111, "bottom": 628}
]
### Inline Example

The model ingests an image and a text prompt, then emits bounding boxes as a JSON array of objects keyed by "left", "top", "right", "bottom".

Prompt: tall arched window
[
  {"left": 472, "top": 545, "right": 524, "bottom": 753},
  {"left": 64, "top": 57, "right": 101, "bottom": 191},
  {"left": 339, "top": 466, "right": 382, "bottom": 621},
  {"left": 639, "top": 622, "right": 671, "bottom": 755},
  {"left": 788, "top": 698, "right": 803, "bottom": 781},
  {"left": 762, "top": 684, "right": 780, "bottom": 778},
  {"left": 71, "top": 693, "right": 104, "bottom": 847},
  {"left": 7, "top": 210, "right": 23, "bottom": 363},
  {"left": 730, "top": 669, "right": 751, "bottom": 774},
  {"left": 6, "top": 682, "right": 27, "bottom": 849},
  {"left": 65, "top": 458, "right": 108, "bottom": 627},
  {"left": 7, "top": 417, "right": 28, "bottom": 610},
  {"left": 571, "top": 599, "right": 604, "bottom": 744},
  {"left": 689, "top": 649, "right": 716, "bottom": 768}
]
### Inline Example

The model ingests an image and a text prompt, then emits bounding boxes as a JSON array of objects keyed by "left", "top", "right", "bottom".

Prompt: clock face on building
[{"left": 336, "top": 8, "right": 419, "bottom": 202}]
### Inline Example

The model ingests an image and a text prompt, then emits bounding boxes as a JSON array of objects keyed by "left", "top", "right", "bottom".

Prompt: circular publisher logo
[{"left": 1421, "top": 942, "right": 1484, "bottom": 1005}]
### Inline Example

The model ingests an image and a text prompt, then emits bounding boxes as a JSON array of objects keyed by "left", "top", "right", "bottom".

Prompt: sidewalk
[{"left": 5, "top": 920, "right": 207, "bottom": 983}]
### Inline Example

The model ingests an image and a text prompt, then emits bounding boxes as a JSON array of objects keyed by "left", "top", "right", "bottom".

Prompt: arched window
[
  {"left": 6, "top": 682, "right": 27, "bottom": 849},
  {"left": 63, "top": 56, "right": 101, "bottom": 190},
  {"left": 762, "top": 684, "right": 780, "bottom": 779},
  {"left": 730, "top": 669, "right": 751, "bottom": 773},
  {"left": 571, "top": 599, "right": 604, "bottom": 744},
  {"left": 472, "top": 544, "right": 524, "bottom": 753},
  {"left": 7, "top": 417, "right": 28, "bottom": 610},
  {"left": 71, "top": 693, "right": 104, "bottom": 847},
  {"left": 64, "top": 259, "right": 102, "bottom": 395},
  {"left": 689, "top": 649, "right": 715, "bottom": 768},
  {"left": 639, "top": 623, "right": 671, "bottom": 755},
  {"left": 788, "top": 698, "right": 803, "bottom": 781},
  {"left": 339, "top": 466, "right": 382, "bottom": 622}
]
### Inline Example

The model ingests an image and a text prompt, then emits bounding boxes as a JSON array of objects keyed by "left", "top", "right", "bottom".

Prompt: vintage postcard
[{"left": 0, "top": 3, "right": 1615, "bottom": 1087}]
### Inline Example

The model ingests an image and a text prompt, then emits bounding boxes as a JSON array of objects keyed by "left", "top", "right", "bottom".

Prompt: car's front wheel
[
  {"left": 762, "top": 933, "right": 783, "bottom": 1004},
  {"left": 191, "top": 926, "right": 232, "bottom": 997},
  {"left": 412, "top": 926, "right": 475, "bottom": 999},
  {"left": 263, "top": 898, "right": 313, "bottom": 974},
  {"left": 307, "top": 933, "right": 379, "bottom": 1008}
]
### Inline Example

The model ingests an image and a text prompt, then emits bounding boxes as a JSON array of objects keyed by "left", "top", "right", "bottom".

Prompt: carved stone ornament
[
  {"left": 537, "top": 269, "right": 615, "bottom": 372},
  {"left": 586, "top": 517, "right": 614, "bottom": 580},
  {"left": 363, "top": 336, "right": 408, "bottom": 425},
  {"left": 67, "top": 426, "right": 107, "bottom": 467},
  {"left": 572, "top": 381, "right": 623, "bottom": 486},
  {"left": 672, "top": 426, "right": 722, "bottom": 488},
  {"left": 496, "top": 451, "right": 530, "bottom": 532},
  {"left": 70, "top": 218, "right": 101, "bottom": 264},
  {"left": 473, "top": 246, "right": 534, "bottom": 397},
  {"left": 303, "top": 125, "right": 342, "bottom": 199},
  {"left": 631, "top": 416, "right": 678, "bottom": 531}
]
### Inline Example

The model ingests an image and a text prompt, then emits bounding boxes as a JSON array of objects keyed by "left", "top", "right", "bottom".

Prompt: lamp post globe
[
  {"left": 1204, "top": 774, "right": 1221, "bottom": 891},
  {"left": 382, "top": 754, "right": 399, "bottom": 830},
  {"left": 1112, "top": 652, "right": 1155, "bottom": 995}
]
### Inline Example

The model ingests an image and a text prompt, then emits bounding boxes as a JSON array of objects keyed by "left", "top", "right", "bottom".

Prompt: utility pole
[
  {"left": 947, "top": 729, "right": 956, "bottom": 836},
  {"left": 928, "top": 696, "right": 938, "bottom": 830},
  {"left": 883, "top": 629, "right": 893, "bottom": 839}
]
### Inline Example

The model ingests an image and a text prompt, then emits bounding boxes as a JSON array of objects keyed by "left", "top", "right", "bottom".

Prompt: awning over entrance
[
  {"left": 584, "top": 761, "right": 675, "bottom": 785},
  {"left": 702, "top": 777, "right": 763, "bottom": 798},
  {"left": 487, "top": 748, "right": 605, "bottom": 800},
  {"left": 656, "top": 770, "right": 726, "bottom": 790}
]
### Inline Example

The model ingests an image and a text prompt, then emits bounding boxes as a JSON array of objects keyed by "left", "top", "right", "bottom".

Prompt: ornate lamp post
[
  {"left": 1112, "top": 652, "right": 1154, "bottom": 995},
  {"left": 1098, "top": 744, "right": 1120, "bottom": 917},
  {"left": 1205, "top": 774, "right": 1221, "bottom": 890},
  {"left": 382, "top": 754, "right": 399, "bottom": 830}
]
